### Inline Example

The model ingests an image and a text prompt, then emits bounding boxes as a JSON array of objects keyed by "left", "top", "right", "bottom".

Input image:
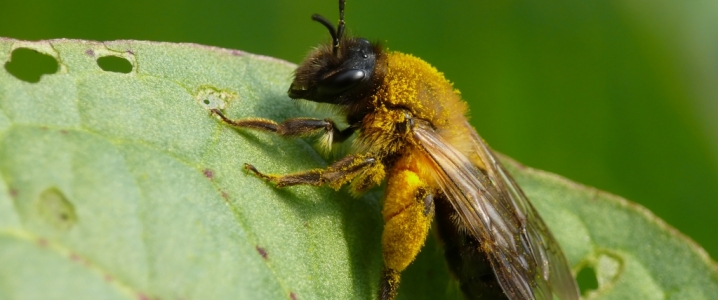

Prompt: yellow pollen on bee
[
  {"left": 372, "top": 52, "right": 466, "bottom": 129},
  {"left": 380, "top": 153, "right": 436, "bottom": 273}
]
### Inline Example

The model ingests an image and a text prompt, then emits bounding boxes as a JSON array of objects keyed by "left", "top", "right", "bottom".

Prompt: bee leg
[
  {"left": 244, "top": 154, "right": 382, "bottom": 190},
  {"left": 379, "top": 169, "right": 435, "bottom": 300},
  {"left": 211, "top": 109, "right": 355, "bottom": 143}
]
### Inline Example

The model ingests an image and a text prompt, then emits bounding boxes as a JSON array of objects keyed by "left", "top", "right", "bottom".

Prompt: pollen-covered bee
[{"left": 212, "top": 1, "right": 580, "bottom": 299}]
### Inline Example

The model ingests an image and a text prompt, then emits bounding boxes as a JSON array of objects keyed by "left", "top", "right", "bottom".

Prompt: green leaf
[{"left": 0, "top": 38, "right": 716, "bottom": 299}]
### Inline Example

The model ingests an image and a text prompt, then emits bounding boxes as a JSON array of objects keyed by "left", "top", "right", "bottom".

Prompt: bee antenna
[
  {"left": 336, "top": 0, "right": 346, "bottom": 52},
  {"left": 311, "top": 14, "right": 338, "bottom": 54},
  {"left": 311, "top": 0, "right": 346, "bottom": 56}
]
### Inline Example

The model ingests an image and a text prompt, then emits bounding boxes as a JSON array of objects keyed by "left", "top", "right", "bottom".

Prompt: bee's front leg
[{"left": 211, "top": 109, "right": 355, "bottom": 143}]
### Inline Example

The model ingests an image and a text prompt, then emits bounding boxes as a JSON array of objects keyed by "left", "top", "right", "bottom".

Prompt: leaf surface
[{"left": 0, "top": 38, "right": 716, "bottom": 300}]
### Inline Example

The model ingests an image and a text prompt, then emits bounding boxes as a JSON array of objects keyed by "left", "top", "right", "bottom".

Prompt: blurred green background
[{"left": 2, "top": 0, "right": 717, "bottom": 264}]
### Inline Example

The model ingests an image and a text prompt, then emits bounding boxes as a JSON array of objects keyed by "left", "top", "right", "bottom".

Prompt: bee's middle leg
[{"left": 245, "top": 154, "right": 380, "bottom": 190}]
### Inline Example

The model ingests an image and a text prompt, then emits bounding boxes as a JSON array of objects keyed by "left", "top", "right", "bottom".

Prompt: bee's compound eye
[{"left": 318, "top": 69, "right": 366, "bottom": 95}]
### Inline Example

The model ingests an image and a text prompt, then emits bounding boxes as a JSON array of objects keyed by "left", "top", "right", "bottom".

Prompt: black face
[{"left": 288, "top": 37, "right": 378, "bottom": 104}]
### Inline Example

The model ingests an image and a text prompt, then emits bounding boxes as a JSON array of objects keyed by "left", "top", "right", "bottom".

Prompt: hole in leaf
[
  {"left": 576, "top": 265, "right": 599, "bottom": 295},
  {"left": 4, "top": 48, "right": 59, "bottom": 83},
  {"left": 97, "top": 55, "right": 133, "bottom": 73},
  {"left": 36, "top": 187, "right": 78, "bottom": 230},
  {"left": 195, "top": 87, "right": 235, "bottom": 110}
]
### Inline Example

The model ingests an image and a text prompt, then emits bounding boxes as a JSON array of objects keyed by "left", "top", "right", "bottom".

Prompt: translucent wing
[{"left": 413, "top": 120, "right": 579, "bottom": 300}]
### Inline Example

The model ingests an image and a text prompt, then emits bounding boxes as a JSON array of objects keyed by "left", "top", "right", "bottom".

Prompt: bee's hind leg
[{"left": 379, "top": 167, "right": 435, "bottom": 300}]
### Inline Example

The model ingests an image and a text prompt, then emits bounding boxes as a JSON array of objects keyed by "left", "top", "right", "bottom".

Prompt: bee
[{"left": 211, "top": 1, "right": 580, "bottom": 299}]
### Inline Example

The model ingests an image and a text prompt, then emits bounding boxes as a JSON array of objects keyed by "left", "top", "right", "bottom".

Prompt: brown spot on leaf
[
  {"left": 38, "top": 238, "right": 48, "bottom": 247},
  {"left": 69, "top": 253, "right": 90, "bottom": 266},
  {"left": 85, "top": 49, "right": 95, "bottom": 56},
  {"left": 256, "top": 246, "right": 268, "bottom": 260},
  {"left": 203, "top": 169, "right": 214, "bottom": 179},
  {"left": 290, "top": 292, "right": 297, "bottom": 300}
]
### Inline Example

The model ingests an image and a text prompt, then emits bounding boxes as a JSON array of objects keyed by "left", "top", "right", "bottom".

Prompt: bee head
[{"left": 288, "top": 0, "right": 381, "bottom": 105}]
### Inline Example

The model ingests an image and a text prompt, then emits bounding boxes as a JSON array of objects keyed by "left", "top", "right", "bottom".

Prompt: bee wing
[{"left": 413, "top": 121, "right": 579, "bottom": 300}]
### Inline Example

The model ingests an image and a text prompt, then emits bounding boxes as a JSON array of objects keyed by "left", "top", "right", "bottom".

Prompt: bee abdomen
[{"left": 434, "top": 193, "right": 509, "bottom": 300}]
